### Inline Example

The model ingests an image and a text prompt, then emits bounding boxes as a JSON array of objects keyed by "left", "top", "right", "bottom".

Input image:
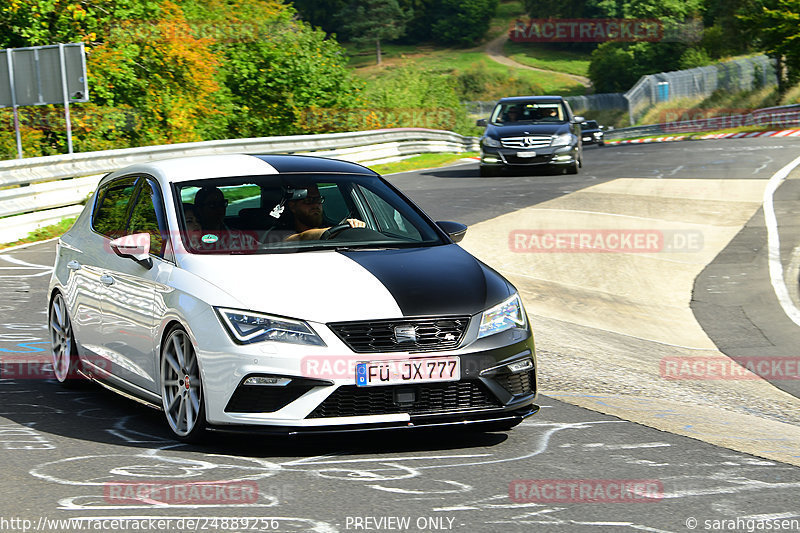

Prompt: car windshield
[
  {"left": 583, "top": 121, "right": 599, "bottom": 129},
  {"left": 491, "top": 101, "right": 566, "bottom": 124},
  {"left": 174, "top": 174, "right": 446, "bottom": 254}
]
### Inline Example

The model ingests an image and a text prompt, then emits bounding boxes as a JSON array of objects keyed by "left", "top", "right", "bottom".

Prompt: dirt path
[{"left": 484, "top": 33, "right": 592, "bottom": 89}]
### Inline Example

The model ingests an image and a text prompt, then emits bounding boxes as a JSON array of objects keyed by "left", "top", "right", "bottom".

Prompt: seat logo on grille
[{"left": 394, "top": 325, "right": 417, "bottom": 343}]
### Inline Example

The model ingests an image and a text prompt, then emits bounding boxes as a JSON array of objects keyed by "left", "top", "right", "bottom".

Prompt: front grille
[
  {"left": 501, "top": 136, "right": 552, "bottom": 149},
  {"left": 328, "top": 317, "right": 470, "bottom": 353},
  {"left": 307, "top": 380, "right": 502, "bottom": 418},
  {"left": 497, "top": 370, "right": 536, "bottom": 396},
  {"left": 501, "top": 154, "right": 550, "bottom": 165}
]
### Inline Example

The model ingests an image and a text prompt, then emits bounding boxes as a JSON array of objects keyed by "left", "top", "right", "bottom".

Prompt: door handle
[
  {"left": 67, "top": 260, "right": 81, "bottom": 271},
  {"left": 99, "top": 275, "right": 114, "bottom": 286}
]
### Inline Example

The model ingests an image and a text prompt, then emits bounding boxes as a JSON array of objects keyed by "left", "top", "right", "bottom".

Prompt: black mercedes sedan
[{"left": 477, "top": 96, "right": 584, "bottom": 176}]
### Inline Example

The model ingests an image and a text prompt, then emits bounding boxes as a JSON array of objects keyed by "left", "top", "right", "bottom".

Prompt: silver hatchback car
[{"left": 48, "top": 154, "right": 538, "bottom": 441}]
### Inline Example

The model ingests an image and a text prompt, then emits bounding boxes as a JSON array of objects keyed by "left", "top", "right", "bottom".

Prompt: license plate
[
  {"left": 582, "top": 137, "right": 592, "bottom": 141},
  {"left": 356, "top": 357, "right": 460, "bottom": 387},
  {"left": 516, "top": 151, "right": 537, "bottom": 158}
]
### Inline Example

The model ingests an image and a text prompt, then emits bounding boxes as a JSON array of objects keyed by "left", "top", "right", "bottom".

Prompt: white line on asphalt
[
  {"left": 0, "top": 255, "right": 52, "bottom": 269},
  {"left": 764, "top": 153, "right": 800, "bottom": 327}
]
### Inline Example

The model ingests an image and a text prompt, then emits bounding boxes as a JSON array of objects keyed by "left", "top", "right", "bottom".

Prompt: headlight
[
  {"left": 216, "top": 308, "right": 326, "bottom": 346},
  {"left": 593, "top": 132, "right": 602, "bottom": 137},
  {"left": 482, "top": 136, "right": 502, "bottom": 148},
  {"left": 477, "top": 294, "right": 527, "bottom": 339},
  {"left": 551, "top": 133, "right": 574, "bottom": 147}
]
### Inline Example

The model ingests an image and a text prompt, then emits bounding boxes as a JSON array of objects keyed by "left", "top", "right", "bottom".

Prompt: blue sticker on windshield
[{"left": 201, "top": 234, "right": 218, "bottom": 244}]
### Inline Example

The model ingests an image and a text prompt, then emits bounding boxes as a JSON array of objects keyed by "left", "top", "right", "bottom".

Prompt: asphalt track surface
[{"left": 1, "top": 138, "right": 800, "bottom": 532}]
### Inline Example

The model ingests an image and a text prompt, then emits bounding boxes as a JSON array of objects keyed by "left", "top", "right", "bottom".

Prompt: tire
[
  {"left": 160, "top": 325, "right": 206, "bottom": 442},
  {"left": 479, "top": 165, "right": 498, "bottom": 177},
  {"left": 565, "top": 160, "right": 579, "bottom": 174},
  {"left": 49, "top": 292, "right": 81, "bottom": 386}
]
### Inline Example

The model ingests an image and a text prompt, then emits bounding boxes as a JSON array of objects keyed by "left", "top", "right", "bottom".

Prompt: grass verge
[
  {"left": 367, "top": 152, "right": 478, "bottom": 174},
  {"left": 503, "top": 42, "right": 591, "bottom": 77},
  {"left": 0, "top": 217, "right": 77, "bottom": 250}
]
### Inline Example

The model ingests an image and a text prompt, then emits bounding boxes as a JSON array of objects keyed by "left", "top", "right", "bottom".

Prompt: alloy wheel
[
  {"left": 49, "top": 293, "right": 75, "bottom": 382},
  {"left": 160, "top": 327, "right": 204, "bottom": 439}
]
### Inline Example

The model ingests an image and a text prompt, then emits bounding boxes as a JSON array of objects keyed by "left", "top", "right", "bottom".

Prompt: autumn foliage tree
[{"left": 0, "top": 0, "right": 361, "bottom": 158}]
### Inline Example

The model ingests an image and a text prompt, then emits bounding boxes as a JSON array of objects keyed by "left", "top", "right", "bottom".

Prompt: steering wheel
[{"left": 320, "top": 223, "right": 352, "bottom": 240}]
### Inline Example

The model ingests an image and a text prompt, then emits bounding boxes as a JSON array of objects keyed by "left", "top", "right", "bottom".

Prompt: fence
[
  {"left": 566, "top": 93, "right": 627, "bottom": 112},
  {"left": 624, "top": 55, "right": 777, "bottom": 125},
  {"left": 0, "top": 128, "right": 479, "bottom": 244}
]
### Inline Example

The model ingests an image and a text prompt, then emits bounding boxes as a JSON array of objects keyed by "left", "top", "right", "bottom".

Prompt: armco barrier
[{"left": 0, "top": 128, "right": 479, "bottom": 244}]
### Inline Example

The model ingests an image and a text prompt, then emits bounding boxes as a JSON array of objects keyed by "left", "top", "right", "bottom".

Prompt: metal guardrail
[
  {"left": 604, "top": 107, "right": 800, "bottom": 140},
  {"left": 0, "top": 128, "right": 479, "bottom": 243}
]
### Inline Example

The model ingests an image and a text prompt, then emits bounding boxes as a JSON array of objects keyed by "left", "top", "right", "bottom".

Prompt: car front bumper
[
  {"left": 480, "top": 144, "right": 579, "bottom": 169},
  {"left": 196, "top": 314, "right": 538, "bottom": 432}
]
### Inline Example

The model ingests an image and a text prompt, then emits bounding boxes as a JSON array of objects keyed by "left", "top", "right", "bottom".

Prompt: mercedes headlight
[
  {"left": 477, "top": 294, "right": 527, "bottom": 339},
  {"left": 216, "top": 308, "right": 325, "bottom": 346},
  {"left": 482, "top": 136, "right": 502, "bottom": 148},
  {"left": 551, "top": 133, "right": 574, "bottom": 147}
]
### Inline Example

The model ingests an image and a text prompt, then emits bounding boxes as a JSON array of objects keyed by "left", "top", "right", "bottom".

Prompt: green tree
[
  {"left": 739, "top": 0, "right": 800, "bottom": 92},
  {"left": 523, "top": 0, "right": 610, "bottom": 18},
  {"left": 218, "top": 2, "right": 361, "bottom": 136},
  {"left": 338, "top": 0, "right": 412, "bottom": 64},
  {"left": 584, "top": 0, "right": 705, "bottom": 91},
  {"left": 429, "top": 0, "right": 497, "bottom": 46},
  {"left": 291, "top": 0, "right": 349, "bottom": 34}
]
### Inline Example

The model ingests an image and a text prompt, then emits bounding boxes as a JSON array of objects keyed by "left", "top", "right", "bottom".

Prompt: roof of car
[
  {"left": 497, "top": 96, "right": 566, "bottom": 103},
  {"left": 103, "top": 154, "right": 378, "bottom": 185},
  {"left": 254, "top": 154, "right": 377, "bottom": 175}
]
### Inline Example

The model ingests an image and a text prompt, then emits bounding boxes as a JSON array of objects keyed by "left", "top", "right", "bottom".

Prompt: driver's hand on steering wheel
[{"left": 345, "top": 218, "right": 366, "bottom": 228}]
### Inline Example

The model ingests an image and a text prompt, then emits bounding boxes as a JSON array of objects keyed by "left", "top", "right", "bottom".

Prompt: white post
[
  {"left": 58, "top": 44, "right": 73, "bottom": 154},
  {"left": 6, "top": 49, "right": 23, "bottom": 159}
]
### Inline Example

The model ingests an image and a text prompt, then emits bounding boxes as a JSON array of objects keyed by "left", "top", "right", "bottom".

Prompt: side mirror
[
  {"left": 436, "top": 221, "right": 468, "bottom": 243},
  {"left": 476, "top": 118, "right": 487, "bottom": 127},
  {"left": 573, "top": 115, "right": 585, "bottom": 123},
  {"left": 109, "top": 233, "right": 153, "bottom": 269}
]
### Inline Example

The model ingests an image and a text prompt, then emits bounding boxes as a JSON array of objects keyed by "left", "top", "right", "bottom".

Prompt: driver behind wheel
[{"left": 284, "top": 184, "right": 365, "bottom": 241}]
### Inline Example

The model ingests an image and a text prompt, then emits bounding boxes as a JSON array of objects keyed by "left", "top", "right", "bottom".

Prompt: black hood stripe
[{"left": 339, "top": 245, "right": 513, "bottom": 317}]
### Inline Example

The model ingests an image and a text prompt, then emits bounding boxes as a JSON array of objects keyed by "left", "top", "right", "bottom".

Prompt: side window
[
  {"left": 223, "top": 184, "right": 261, "bottom": 216},
  {"left": 93, "top": 178, "right": 137, "bottom": 238},
  {"left": 357, "top": 186, "right": 422, "bottom": 240},
  {"left": 128, "top": 180, "right": 167, "bottom": 257},
  {"left": 319, "top": 183, "right": 349, "bottom": 223}
]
